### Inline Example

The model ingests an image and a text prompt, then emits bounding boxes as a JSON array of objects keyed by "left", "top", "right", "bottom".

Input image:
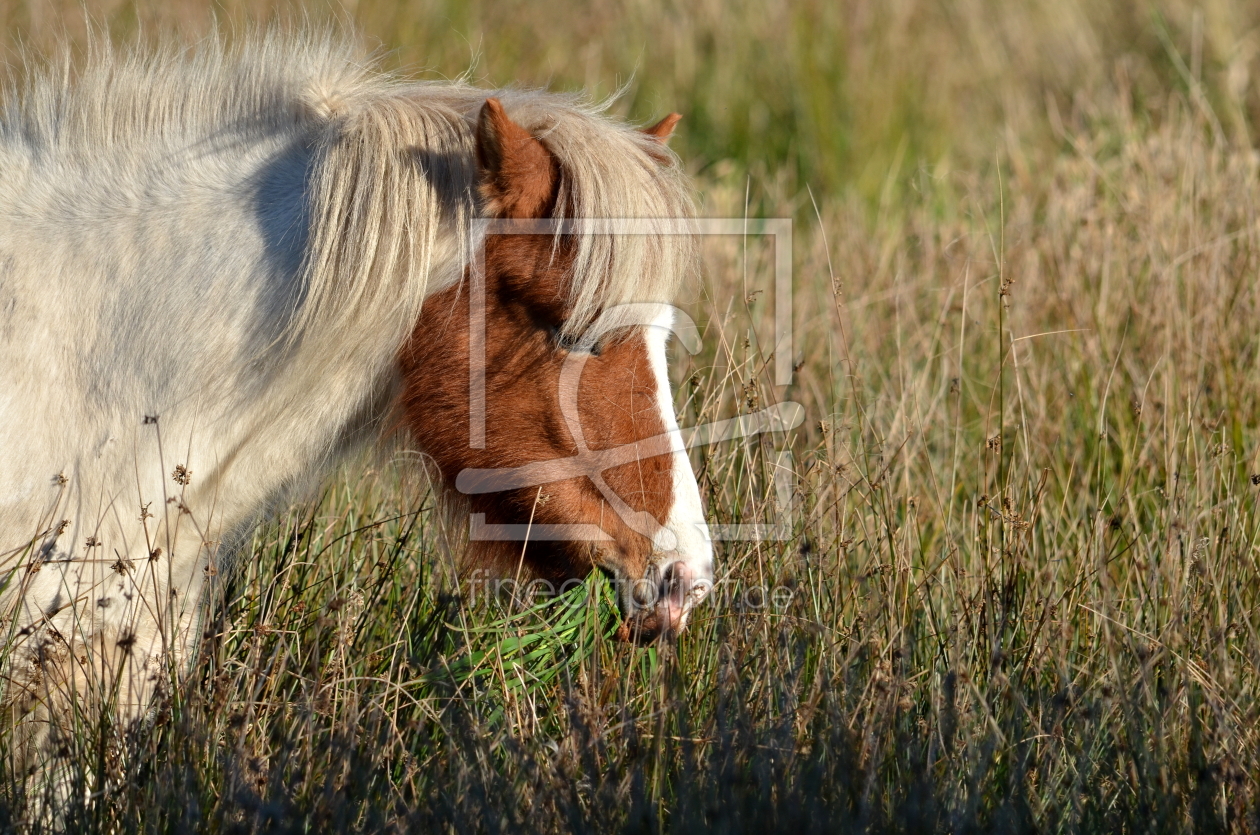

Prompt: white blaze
[{"left": 645, "top": 307, "right": 714, "bottom": 624}]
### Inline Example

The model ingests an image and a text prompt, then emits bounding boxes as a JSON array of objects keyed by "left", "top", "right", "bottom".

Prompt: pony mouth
[{"left": 612, "top": 559, "right": 711, "bottom": 644}]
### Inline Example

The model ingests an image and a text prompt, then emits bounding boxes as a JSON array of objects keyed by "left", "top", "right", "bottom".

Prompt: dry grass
[{"left": 5, "top": 0, "right": 1260, "bottom": 832}]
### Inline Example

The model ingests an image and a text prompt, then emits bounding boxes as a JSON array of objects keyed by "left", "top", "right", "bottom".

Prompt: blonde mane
[{"left": 2, "top": 30, "right": 696, "bottom": 368}]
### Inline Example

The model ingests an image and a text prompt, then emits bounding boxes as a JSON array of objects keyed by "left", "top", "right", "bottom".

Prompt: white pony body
[
  {"left": 0, "top": 39, "right": 458, "bottom": 738},
  {"left": 0, "top": 32, "right": 701, "bottom": 775}
]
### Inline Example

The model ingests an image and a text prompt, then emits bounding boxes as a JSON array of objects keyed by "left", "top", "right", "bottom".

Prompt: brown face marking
[{"left": 397, "top": 99, "right": 674, "bottom": 591}]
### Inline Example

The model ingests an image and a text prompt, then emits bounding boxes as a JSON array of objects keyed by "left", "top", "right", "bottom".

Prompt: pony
[{"left": 0, "top": 32, "right": 712, "bottom": 785}]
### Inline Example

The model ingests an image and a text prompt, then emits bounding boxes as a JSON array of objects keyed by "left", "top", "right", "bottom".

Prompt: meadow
[{"left": 4, "top": 0, "right": 1260, "bottom": 831}]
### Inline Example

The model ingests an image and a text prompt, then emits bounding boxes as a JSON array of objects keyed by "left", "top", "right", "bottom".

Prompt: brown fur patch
[
  {"left": 398, "top": 101, "right": 673, "bottom": 588},
  {"left": 398, "top": 245, "right": 671, "bottom": 584}
]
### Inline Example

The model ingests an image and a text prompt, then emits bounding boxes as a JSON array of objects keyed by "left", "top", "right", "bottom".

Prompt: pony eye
[{"left": 550, "top": 325, "right": 601, "bottom": 356}]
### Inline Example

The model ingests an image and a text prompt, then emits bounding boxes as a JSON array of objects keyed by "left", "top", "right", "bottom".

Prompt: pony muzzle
[{"left": 615, "top": 558, "right": 712, "bottom": 643}]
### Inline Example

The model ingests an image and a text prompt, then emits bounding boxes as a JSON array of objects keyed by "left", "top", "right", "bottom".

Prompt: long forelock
[{"left": 481, "top": 92, "right": 699, "bottom": 340}]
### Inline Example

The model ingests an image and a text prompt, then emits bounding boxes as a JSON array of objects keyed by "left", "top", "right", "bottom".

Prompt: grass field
[{"left": 5, "top": 0, "right": 1260, "bottom": 831}]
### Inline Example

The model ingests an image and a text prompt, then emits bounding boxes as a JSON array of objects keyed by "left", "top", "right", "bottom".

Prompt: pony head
[{"left": 399, "top": 98, "right": 712, "bottom": 641}]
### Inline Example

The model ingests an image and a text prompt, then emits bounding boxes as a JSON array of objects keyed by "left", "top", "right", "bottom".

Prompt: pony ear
[
  {"left": 643, "top": 113, "right": 682, "bottom": 144},
  {"left": 475, "top": 98, "right": 559, "bottom": 219}
]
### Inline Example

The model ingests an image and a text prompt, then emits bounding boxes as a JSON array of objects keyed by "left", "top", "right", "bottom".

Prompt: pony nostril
[
  {"left": 616, "top": 562, "right": 709, "bottom": 643},
  {"left": 660, "top": 560, "right": 693, "bottom": 595},
  {"left": 654, "top": 560, "right": 696, "bottom": 634}
]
